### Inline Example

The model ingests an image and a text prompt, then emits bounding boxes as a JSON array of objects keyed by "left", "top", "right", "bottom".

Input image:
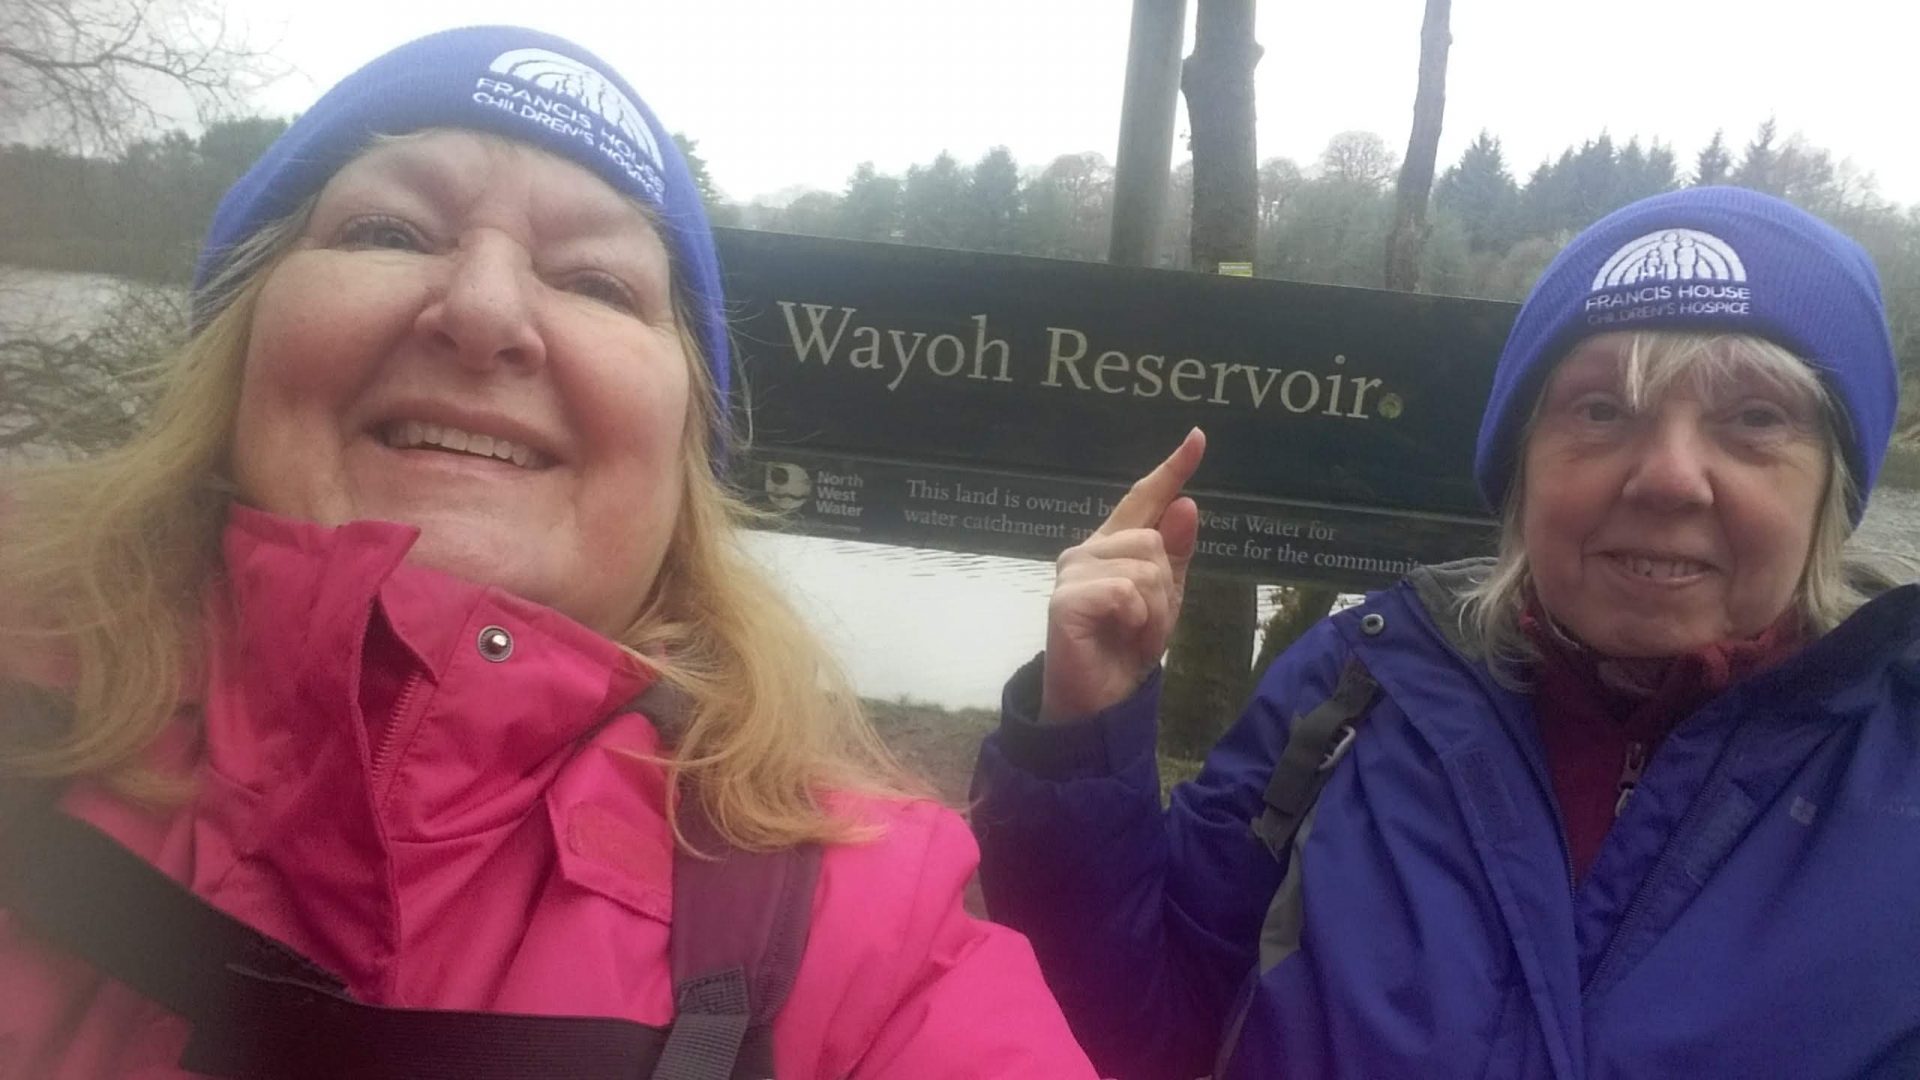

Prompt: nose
[
  {"left": 415, "top": 232, "right": 546, "bottom": 372},
  {"left": 1621, "top": 411, "right": 1714, "bottom": 512}
]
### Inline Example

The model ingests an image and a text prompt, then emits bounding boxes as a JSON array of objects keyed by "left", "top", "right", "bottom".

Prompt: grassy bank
[
  {"left": 865, "top": 696, "right": 1203, "bottom": 916},
  {"left": 865, "top": 697, "right": 998, "bottom": 807},
  {"left": 865, "top": 696, "right": 1205, "bottom": 809}
]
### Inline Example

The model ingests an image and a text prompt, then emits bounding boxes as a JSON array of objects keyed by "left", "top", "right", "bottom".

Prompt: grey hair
[{"left": 1457, "top": 331, "right": 1883, "bottom": 679}]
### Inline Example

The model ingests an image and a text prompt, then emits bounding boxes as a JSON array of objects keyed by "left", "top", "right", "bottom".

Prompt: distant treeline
[
  {"left": 1, "top": 117, "right": 290, "bottom": 282},
  {"left": 725, "top": 123, "right": 1918, "bottom": 423},
  {"left": 3, "top": 117, "right": 1915, "bottom": 430}
]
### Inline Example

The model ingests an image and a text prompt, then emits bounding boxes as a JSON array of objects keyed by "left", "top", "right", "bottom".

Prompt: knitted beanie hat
[
  {"left": 191, "top": 25, "right": 730, "bottom": 409},
  {"left": 1475, "top": 186, "right": 1897, "bottom": 523}
]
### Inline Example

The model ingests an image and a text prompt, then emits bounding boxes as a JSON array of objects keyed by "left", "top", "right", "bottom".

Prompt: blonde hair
[
  {"left": 0, "top": 218, "right": 294, "bottom": 798},
  {"left": 1459, "top": 331, "right": 1876, "bottom": 675},
  {"left": 1, "top": 182, "right": 916, "bottom": 849},
  {"left": 625, "top": 301, "right": 918, "bottom": 849}
]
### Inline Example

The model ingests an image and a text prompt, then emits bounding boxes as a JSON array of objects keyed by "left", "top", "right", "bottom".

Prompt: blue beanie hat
[
  {"left": 1474, "top": 186, "right": 1897, "bottom": 524},
  {"left": 192, "top": 25, "right": 730, "bottom": 412}
]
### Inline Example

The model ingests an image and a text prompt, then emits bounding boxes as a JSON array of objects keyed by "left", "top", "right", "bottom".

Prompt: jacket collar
[
  {"left": 1405, "top": 556, "right": 1920, "bottom": 707},
  {"left": 206, "top": 505, "right": 654, "bottom": 839}
]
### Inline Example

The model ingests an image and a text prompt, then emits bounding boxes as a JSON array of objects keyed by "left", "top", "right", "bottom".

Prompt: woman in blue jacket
[{"left": 971, "top": 186, "right": 1920, "bottom": 1079}]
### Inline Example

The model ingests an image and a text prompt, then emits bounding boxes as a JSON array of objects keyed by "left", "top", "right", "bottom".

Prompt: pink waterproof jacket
[{"left": 0, "top": 507, "right": 1096, "bottom": 1079}]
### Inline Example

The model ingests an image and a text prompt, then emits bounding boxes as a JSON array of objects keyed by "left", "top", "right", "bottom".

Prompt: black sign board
[{"left": 715, "top": 228, "right": 1519, "bottom": 589}]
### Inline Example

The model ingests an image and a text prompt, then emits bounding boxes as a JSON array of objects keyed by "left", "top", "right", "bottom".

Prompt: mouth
[
  {"left": 1599, "top": 551, "right": 1715, "bottom": 583},
  {"left": 379, "top": 420, "right": 552, "bottom": 470}
]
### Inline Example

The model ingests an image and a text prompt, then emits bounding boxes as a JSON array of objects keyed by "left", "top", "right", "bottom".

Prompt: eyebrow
[
  {"left": 351, "top": 141, "right": 474, "bottom": 205},
  {"left": 539, "top": 191, "right": 660, "bottom": 248},
  {"left": 341, "top": 139, "right": 663, "bottom": 246},
  {"left": 1547, "top": 361, "right": 1623, "bottom": 396}
]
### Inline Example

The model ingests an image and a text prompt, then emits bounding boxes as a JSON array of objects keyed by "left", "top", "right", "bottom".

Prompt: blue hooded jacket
[{"left": 972, "top": 560, "right": 1920, "bottom": 1079}]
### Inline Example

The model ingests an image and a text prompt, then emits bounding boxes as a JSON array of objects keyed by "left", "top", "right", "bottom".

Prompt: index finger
[{"left": 1097, "top": 428, "right": 1207, "bottom": 535}]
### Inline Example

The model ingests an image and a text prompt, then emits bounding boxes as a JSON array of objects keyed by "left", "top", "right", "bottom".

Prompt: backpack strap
[
  {"left": 1249, "top": 657, "right": 1379, "bottom": 862},
  {"left": 654, "top": 798, "right": 820, "bottom": 1080},
  {"left": 0, "top": 685, "right": 820, "bottom": 1080},
  {"left": 0, "top": 798, "right": 348, "bottom": 1020},
  {"left": 0, "top": 682, "right": 71, "bottom": 827},
  {"left": 639, "top": 679, "right": 822, "bottom": 1080}
]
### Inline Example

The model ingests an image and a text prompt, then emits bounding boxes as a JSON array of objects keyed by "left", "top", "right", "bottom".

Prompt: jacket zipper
[
  {"left": 1582, "top": 725, "right": 1740, "bottom": 996},
  {"left": 369, "top": 669, "right": 426, "bottom": 802},
  {"left": 1614, "top": 741, "right": 1648, "bottom": 817}
]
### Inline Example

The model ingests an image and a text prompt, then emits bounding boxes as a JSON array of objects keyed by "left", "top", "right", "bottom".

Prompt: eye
[
  {"left": 1734, "top": 405, "right": 1788, "bottom": 429},
  {"left": 1575, "top": 397, "right": 1625, "bottom": 424},
  {"left": 1723, "top": 401, "right": 1799, "bottom": 443},
  {"left": 562, "top": 271, "right": 641, "bottom": 314},
  {"left": 338, "top": 215, "right": 425, "bottom": 252}
]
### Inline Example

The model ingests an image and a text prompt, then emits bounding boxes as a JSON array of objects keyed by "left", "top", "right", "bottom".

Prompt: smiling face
[
  {"left": 1520, "top": 333, "right": 1831, "bottom": 657},
  {"left": 229, "top": 129, "right": 693, "bottom": 635}
]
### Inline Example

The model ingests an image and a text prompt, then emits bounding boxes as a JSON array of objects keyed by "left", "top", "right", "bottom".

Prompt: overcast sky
[{"left": 235, "top": 0, "right": 1920, "bottom": 207}]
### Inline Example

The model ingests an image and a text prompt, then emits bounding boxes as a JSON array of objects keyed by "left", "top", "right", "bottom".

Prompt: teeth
[
  {"left": 384, "top": 421, "right": 542, "bottom": 468},
  {"left": 1619, "top": 555, "right": 1704, "bottom": 579}
]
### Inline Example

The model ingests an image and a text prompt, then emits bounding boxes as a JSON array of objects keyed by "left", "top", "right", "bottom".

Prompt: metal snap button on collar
[
  {"left": 477, "top": 625, "right": 514, "bottom": 662},
  {"left": 1360, "top": 612, "right": 1387, "bottom": 636}
]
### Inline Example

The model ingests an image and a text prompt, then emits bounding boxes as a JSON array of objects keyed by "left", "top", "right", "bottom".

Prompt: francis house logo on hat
[
  {"left": 474, "top": 47, "right": 667, "bottom": 199},
  {"left": 1583, "top": 226, "right": 1753, "bottom": 327},
  {"left": 1592, "top": 228, "right": 1748, "bottom": 288}
]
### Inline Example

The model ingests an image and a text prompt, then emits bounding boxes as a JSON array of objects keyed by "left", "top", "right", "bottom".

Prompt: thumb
[{"left": 1160, "top": 494, "right": 1200, "bottom": 613}]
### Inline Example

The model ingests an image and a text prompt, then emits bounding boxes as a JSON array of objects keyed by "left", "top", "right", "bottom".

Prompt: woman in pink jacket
[{"left": 0, "top": 25, "right": 1095, "bottom": 1080}]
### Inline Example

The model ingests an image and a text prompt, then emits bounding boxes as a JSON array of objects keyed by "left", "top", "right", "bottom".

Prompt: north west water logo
[
  {"left": 764, "top": 462, "right": 812, "bottom": 511},
  {"left": 1584, "top": 227, "right": 1753, "bottom": 326},
  {"left": 476, "top": 47, "right": 666, "bottom": 199}
]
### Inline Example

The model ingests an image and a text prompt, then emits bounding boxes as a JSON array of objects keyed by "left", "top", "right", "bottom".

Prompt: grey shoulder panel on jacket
[{"left": 1401, "top": 557, "right": 1497, "bottom": 661}]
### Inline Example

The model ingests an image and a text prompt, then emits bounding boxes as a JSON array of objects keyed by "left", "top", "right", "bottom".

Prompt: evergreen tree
[
  {"left": 964, "top": 147, "right": 1022, "bottom": 253},
  {"left": 1433, "top": 131, "right": 1518, "bottom": 252},
  {"left": 669, "top": 132, "right": 721, "bottom": 208},
  {"left": 901, "top": 152, "right": 969, "bottom": 249},
  {"left": 1734, "top": 119, "right": 1783, "bottom": 194},
  {"left": 1694, "top": 130, "right": 1733, "bottom": 186},
  {"left": 838, "top": 162, "right": 902, "bottom": 242}
]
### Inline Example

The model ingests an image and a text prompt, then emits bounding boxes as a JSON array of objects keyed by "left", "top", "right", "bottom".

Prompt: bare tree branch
[
  {"left": 0, "top": 273, "right": 186, "bottom": 459},
  {"left": 0, "top": 0, "right": 279, "bottom": 155}
]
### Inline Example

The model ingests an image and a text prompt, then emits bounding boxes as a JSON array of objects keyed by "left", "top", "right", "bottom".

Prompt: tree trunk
[
  {"left": 1182, "top": 0, "right": 1261, "bottom": 278},
  {"left": 1383, "top": 0, "right": 1453, "bottom": 292},
  {"left": 1161, "top": 0, "right": 1262, "bottom": 760},
  {"left": 1108, "top": 0, "right": 1188, "bottom": 268}
]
